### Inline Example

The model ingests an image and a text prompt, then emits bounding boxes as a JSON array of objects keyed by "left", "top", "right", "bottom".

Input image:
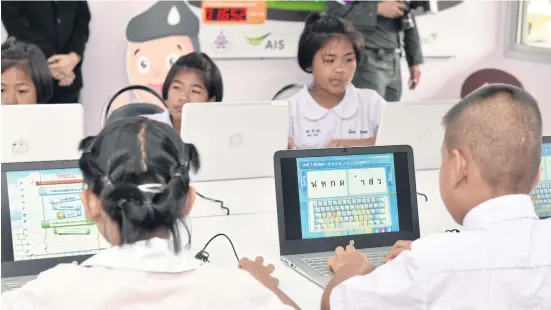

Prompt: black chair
[{"left": 100, "top": 85, "right": 168, "bottom": 128}]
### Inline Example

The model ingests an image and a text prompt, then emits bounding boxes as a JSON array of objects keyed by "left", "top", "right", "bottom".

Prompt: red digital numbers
[{"left": 205, "top": 7, "right": 247, "bottom": 21}]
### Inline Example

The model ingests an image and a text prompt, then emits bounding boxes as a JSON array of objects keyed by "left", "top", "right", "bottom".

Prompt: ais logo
[{"left": 245, "top": 33, "right": 285, "bottom": 50}]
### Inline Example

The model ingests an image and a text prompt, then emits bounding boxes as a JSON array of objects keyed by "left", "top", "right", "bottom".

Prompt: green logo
[{"left": 245, "top": 33, "right": 272, "bottom": 46}]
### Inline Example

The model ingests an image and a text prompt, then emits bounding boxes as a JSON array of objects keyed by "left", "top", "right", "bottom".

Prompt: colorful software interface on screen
[
  {"left": 531, "top": 143, "right": 551, "bottom": 218},
  {"left": 6, "top": 168, "right": 110, "bottom": 261},
  {"left": 297, "top": 154, "right": 400, "bottom": 239}
]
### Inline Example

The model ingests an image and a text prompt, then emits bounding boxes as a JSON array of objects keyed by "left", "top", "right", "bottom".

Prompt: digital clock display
[{"left": 205, "top": 7, "right": 247, "bottom": 22}]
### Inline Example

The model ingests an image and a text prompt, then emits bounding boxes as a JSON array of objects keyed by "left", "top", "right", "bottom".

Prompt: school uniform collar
[
  {"left": 298, "top": 81, "right": 360, "bottom": 121},
  {"left": 81, "top": 236, "right": 203, "bottom": 273},
  {"left": 462, "top": 194, "right": 538, "bottom": 230}
]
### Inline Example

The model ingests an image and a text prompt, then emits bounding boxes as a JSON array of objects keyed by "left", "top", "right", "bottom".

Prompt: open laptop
[
  {"left": 181, "top": 101, "right": 289, "bottom": 182},
  {"left": 1, "top": 160, "right": 109, "bottom": 292},
  {"left": 530, "top": 136, "right": 551, "bottom": 219},
  {"left": 274, "top": 145, "right": 420, "bottom": 287},
  {"left": 1, "top": 104, "right": 84, "bottom": 163},
  {"left": 376, "top": 101, "right": 455, "bottom": 171}
]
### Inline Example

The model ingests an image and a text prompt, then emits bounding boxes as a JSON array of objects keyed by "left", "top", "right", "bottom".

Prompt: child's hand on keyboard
[
  {"left": 328, "top": 245, "right": 375, "bottom": 276},
  {"left": 383, "top": 240, "right": 412, "bottom": 263},
  {"left": 239, "top": 256, "right": 279, "bottom": 289}
]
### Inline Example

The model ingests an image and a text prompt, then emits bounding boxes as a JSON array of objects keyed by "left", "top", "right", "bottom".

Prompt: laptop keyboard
[
  {"left": 531, "top": 183, "right": 551, "bottom": 217},
  {"left": 301, "top": 252, "right": 387, "bottom": 277},
  {"left": 311, "top": 197, "right": 392, "bottom": 232}
]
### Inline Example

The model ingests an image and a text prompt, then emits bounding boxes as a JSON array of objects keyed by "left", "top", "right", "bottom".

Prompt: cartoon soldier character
[{"left": 111, "top": 1, "right": 201, "bottom": 110}]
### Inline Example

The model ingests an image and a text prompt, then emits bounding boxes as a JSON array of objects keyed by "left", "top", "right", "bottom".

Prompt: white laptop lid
[
  {"left": 376, "top": 101, "right": 455, "bottom": 171},
  {"left": 1, "top": 104, "right": 84, "bottom": 163},
  {"left": 181, "top": 101, "right": 289, "bottom": 182}
]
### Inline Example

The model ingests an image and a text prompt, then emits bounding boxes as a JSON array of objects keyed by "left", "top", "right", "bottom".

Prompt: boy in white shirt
[
  {"left": 1, "top": 118, "right": 297, "bottom": 310},
  {"left": 288, "top": 12, "right": 386, "bottom": 150},
  {"left": 321, "top": 85, "right": 551, "bottom": 309}
]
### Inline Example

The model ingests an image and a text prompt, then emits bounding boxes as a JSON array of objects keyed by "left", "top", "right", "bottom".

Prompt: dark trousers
[
  {"left": 48, "top": 84, "right": 81, "bottom": 104},
  {"left": 353, "top": 48, "right": 402, "bottom": 102}
]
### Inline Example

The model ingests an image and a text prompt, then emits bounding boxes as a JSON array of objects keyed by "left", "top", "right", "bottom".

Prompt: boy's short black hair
[
  {"left": 1, "top": 37, "right": 54, "bottom": 103},
  {"left": 297, "top": 12, "right": 364, "bottom": 73},
  {"left": 443, "top": 84, "right": 542, "bottom": 193},
  {"left": 162, "top": 52, "right": 223, "bottom": 102}
]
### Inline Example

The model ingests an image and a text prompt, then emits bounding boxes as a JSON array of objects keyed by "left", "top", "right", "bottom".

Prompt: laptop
[
  {"left": 1, "top": 104, "right": 84, "bottom": 163},
  {"left": 1, "top": 160, "right": 109, "bottom": 292},
  {"left": 530, "top": 136, "right": 551, "bottom": 219},
  {"left": 274, "top": 145, "right": 420, "bottom": 287},
  {"left": 181, "top": 101, "right": 289, "bottom": 182},
  {"left": 376, "top": 101, "right": 455, "bottom": 171}
]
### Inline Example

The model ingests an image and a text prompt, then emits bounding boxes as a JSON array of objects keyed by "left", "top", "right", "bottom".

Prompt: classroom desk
[
  {"left": 190, "top": 171, "right": 462, "bottom": 235},
  {"left": 189, "top": 213, "right": 323, "bottom": 309},
  {"left": 190, "top": 178, "right": 276, "bottom": 217}
]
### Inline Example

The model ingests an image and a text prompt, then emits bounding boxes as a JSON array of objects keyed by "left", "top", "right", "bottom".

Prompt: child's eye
[
  {"left": 346, "top": 58, "right": 356, "bottom": 62},
  {"left": 323, "top": 59, "right": 334, "bottom": 64}
]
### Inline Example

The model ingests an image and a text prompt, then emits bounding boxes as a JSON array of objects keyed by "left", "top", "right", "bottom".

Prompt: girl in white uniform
[
  {"left": 144, "top": 52, "right": 224, "bottom": 132},
  {"left": 288, "top": 13, "right": 386, "bottom": 150},
  {"left": 1, "top": 118, "right": 297, "bottom": 310}
]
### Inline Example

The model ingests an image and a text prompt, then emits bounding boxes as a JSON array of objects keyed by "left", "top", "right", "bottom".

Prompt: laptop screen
[
  {"left": 531, "top": 142, "right": 551, "bottom": 219},
  {"left": 279, "top": 150, "right": 416, "bottom": 242},
  {"left": 2, "top": 167, "right": 109, "bottom": 262}
]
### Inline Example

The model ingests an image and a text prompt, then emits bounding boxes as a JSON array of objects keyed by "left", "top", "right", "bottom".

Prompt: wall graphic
[{"left": 108, "top": 0, "right": 465, "bottom": 108}]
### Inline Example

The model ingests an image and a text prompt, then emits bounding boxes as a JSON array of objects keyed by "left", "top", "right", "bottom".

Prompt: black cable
[
  {"left": 417, "top": 192, "right": 428, "bottom": 202},
  {"left": 195, "top": 233, "right": 240, "bottom": 263},
  {"left": 445, "top": 229, "right": 460, "bottom": 233},
  {"left": 196, "top": 191, "right": 230, "bottom": 215}
]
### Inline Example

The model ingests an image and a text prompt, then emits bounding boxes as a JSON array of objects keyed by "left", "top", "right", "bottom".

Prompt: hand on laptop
[
  {"left": 239, "top": 256, "right": 279, "bottom": 289},
  {"left": 383, "top": 240, "right": 412, "bottom": 263},
  {"left": 328, "top": 245, "right": 375, "bottom": 276},
  {"left": 288, "top": 138, "right": 297, "bottom": 149}
]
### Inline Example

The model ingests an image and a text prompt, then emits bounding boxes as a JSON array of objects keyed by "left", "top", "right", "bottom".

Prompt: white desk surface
[
  {"left": 190, "top": 171, "right": 461, "bottom": 235},
  {"left": 189, "top": 213, "right": 323, "bottom": 309}
]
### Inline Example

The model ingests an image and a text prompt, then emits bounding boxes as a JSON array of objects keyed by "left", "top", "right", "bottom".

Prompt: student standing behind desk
[
  {"left": 1, "top": 38, "right": 54, "bottom": 105},
  {"left": 1, "top": 0, "right": 90, "bottom": 103},
  {"left": 144, "top": 52, "right": 224, "bottom": 132},
  {"left": 321, "top": 85, "right": 551, "bottom": 309},
  {"left": 1, "top": 118, "right": 298, "bottom": 310},
  {"left": 288, "top": 13, "right": 386, "bottom": 150}
]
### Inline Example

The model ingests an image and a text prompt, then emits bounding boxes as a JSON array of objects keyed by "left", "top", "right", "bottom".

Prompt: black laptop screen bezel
[
  {"left": 1, "top": 160, "right": 94, "bottom": 278},
  {"left": 273, "top": 146, "right": 420, "bottom": 256}
]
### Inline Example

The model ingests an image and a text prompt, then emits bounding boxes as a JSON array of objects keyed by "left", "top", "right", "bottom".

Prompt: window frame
[{"left": 504, "top": 0, "right": 551, "bottom": 64}]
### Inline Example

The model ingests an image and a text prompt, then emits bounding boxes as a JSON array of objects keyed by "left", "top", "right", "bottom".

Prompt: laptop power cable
[
  {"left": 195, "top": 191, "right": 230, "bottom": 215},
  {"left": 195, "top": 233, "right": 240, "bottom": 263}
]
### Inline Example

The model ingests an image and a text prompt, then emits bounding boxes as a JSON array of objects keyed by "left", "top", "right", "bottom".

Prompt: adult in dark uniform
[
  {"left": 327, "top": 1, "right": 424, "bottom": 102},
  {"left": 1, "top": 1, "right": 91, "bottom": 104},
  {"left": 111, "top": 1, "right": 201, "bottom": 110}
]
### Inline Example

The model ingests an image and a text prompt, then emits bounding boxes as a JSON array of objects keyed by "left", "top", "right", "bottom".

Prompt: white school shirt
[
  {"left": 288, "top": 82, "right": 386, "bottom": 149},
  {"left": 331, "top": 194, "right": 551, "bottom": 309},
  {"left": 1, "top": 237, "right": 293, "bottom": 310}
]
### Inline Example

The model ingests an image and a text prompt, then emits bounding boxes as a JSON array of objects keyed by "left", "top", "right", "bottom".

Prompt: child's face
[
  {"left": 310, "top": 36, "right": 357, "bottom": 95},
  {"left": 166, "top": 68, "right": 211, "bottom": 121},
  {"left": 1, "top": 66, "right": 38, "bottom": 105}
]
